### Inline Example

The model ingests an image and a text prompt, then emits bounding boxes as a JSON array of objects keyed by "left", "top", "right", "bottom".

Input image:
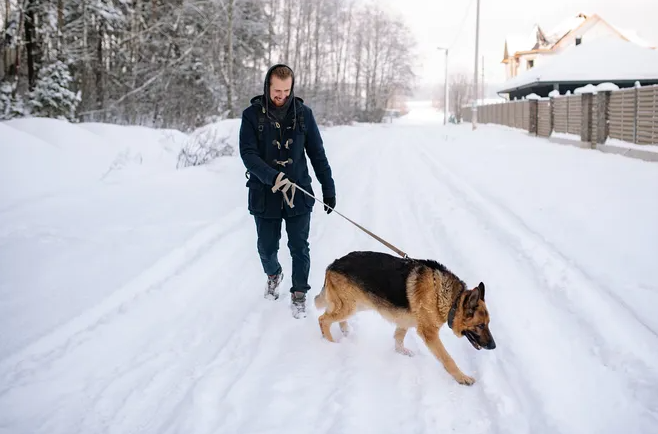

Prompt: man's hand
[
  {"left": 272, "top": 172, "right": 292, "bottom": 192},
  {"left": 323, "top": 196, "right": 336, "bottom": 214},
  {"left": 272, "top": 172, "right": 296, "bottom": 208}
]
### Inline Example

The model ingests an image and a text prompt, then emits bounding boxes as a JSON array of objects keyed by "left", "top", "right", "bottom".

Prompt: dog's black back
[{"left": 327, "top": 251, "right": 451, "bottom": 309}]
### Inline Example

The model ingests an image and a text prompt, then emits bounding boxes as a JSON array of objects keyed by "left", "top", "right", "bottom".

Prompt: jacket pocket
[
  {"left": 299, "top": 183, "right": 315, "bottom": 210},
  {"left": 247, "top": 182, "right": 266, "bottom": 214}
]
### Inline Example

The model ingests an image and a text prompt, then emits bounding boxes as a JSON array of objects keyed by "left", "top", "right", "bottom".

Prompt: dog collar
[{"left": 447, "top": 289, "right": 464, "bottom": 329}]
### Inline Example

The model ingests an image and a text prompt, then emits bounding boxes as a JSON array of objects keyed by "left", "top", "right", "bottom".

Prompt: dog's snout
[{"left": 485, "top": 338, "right": 496, "bottom": 350}]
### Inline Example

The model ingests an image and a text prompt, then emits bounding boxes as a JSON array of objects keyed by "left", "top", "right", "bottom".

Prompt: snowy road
[{"left": 1, "top": 106, "right": 657, "bottom": 434}]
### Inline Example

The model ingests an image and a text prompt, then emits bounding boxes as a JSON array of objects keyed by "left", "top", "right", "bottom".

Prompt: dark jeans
[{"left": 254, "top": 212, "right": 311, "bottom": 294}]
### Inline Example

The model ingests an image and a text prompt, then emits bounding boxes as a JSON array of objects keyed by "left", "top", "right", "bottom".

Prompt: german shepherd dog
[{"left": 314, "top": 251, "right": 496, "bottom": 385}]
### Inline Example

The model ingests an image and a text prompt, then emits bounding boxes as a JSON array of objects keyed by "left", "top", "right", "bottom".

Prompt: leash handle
[{"left": 292, "top": 183, "right": 408, "bottom": 259}]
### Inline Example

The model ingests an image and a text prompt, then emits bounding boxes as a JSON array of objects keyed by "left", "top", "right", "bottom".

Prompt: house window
[{"left": 528, "top": 59, "right": 534, "bottom": 69}]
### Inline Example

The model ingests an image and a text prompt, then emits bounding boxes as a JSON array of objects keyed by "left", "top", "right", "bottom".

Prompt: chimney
[{"left": 576, "top": 36, "right": 582, "bottom": 45}]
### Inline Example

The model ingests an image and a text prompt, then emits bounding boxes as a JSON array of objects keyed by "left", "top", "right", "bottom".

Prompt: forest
[{"left": 0, "top": 0, "right": 417, "bottom": 130}]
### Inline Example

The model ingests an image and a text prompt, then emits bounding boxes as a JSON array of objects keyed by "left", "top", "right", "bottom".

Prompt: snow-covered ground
[{"left": 1, "top": 103, "right": 657, "bottom": 434}]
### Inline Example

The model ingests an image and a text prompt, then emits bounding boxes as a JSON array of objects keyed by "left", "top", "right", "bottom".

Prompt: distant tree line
[{"left": 1, "top": 0, "right": 416, "bottom": 130}]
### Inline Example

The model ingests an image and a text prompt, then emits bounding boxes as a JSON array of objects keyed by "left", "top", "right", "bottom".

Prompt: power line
[{"left": 449, "top": 0, "right": 475, "bottom": 50}]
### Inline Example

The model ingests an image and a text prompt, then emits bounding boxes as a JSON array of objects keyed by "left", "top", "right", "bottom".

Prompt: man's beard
[{"left": 272, "top": 96, "right": 287, "bottom": 106}]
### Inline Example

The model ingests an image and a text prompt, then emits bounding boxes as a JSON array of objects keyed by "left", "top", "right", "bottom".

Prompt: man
[{"left": 239, "top": 64, "right": 336, "bottom": 319}]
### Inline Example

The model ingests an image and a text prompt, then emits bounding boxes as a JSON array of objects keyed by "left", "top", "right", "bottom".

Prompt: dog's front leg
[
  {"left": 394, "top": 327, "right": 414, "bottom": 356},
  {"left": 417, "top": 326, "right": 475, "bottom": 385}
]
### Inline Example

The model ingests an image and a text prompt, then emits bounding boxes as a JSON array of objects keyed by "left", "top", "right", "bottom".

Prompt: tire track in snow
[
  {"left": 0, "top": 208, "right": 246, "bottom": 389},
  {"left": 0, "top": 211, "right": 274, "bottom": 434},
  {"left": 321, "top": 132, "right": 426, "bottom": 434},
  {"left": 94, "top": 222, "right": 267, "bottom": 434},
  {"left": 417, "top": 141, "right": 658, "bottom": 377},
  {"left": 411, "top": 139, "right": 658, "bottom": 433},
  {"left": 396, "top": 129, "right": 502, "bottom": 434}
]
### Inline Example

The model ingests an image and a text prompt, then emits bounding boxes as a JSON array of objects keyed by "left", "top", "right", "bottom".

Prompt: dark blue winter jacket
[{"left": 239, "top": 69, "right": 335, "bottom": 219}]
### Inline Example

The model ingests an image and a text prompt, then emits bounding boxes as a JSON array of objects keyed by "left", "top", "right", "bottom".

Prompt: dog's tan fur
[{"left": 315, "top": 263, "right": 493, "bottom": 385}]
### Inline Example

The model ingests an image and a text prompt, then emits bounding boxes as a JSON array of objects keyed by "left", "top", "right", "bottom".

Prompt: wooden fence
[{"left": 462, "top": 85, "right": 658, "bottom": 146}]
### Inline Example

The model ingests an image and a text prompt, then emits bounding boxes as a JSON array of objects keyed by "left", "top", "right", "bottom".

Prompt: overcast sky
[{"left": 385, "top": 0, "right": 658, "bottom": 87}]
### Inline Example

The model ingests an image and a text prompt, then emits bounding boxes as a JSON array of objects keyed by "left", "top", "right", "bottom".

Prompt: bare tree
[{"left": 449, "top": 73, "right": 473, "bottom": 122}]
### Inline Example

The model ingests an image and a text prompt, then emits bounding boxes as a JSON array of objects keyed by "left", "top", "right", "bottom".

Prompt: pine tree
[
  {"left": 0, "top": 81, "right": 26, "bottom": 120},
  {"left": 27, "top": 59, "right": 81, "bottom": 121}
]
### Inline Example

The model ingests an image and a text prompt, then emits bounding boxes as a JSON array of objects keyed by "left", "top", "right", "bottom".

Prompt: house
[
  {"left": 496, "top": 37, "right": 658, "bottom": 100},
  {"left": 501, "top": 13, "right": 654, "bottom": 82}
]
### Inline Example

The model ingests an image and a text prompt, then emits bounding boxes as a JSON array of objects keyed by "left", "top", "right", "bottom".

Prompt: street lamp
[
  {"left": 437, "top": 46, "right": 449, "bottom": 125},
  {"left": 472, "top": 0, "right": 481, "bottom": 130}
]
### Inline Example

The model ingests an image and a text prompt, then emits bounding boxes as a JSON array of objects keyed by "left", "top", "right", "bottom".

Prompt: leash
[{"left": 288, "top": 182, "right": 409, "bottom": 259}]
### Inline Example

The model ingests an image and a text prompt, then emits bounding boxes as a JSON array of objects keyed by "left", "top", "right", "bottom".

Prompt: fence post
[
  {"left": 549, "top": 97, "right": 555, "bottom": 137},
  {"left": 633, "top": 85, "right": 639, "bottom": 144},
  {"left": 595, "top": 91, "right": 610, "bottom": 144},
  {"left": 529, "top": 100, "right": 538, "bottom": 135},
  {"left": 580, "top": 93, "right": 593, "bottom": 145}
]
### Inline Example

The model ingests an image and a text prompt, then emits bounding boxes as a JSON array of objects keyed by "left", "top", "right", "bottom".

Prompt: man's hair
[{"left": 270, "top": 65, "right": 293, "bottom": 81}]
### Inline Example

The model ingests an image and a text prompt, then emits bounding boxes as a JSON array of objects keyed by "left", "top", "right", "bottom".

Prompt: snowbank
[{"left": 0, "top": 117, "right": 239, "bottom": 209}]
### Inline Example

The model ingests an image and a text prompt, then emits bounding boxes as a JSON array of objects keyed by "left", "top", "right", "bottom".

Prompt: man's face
[{"left": 269, "top": 76, "right": 292, "bottom": 107}]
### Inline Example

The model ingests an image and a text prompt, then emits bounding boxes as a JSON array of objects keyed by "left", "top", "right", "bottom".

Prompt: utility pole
[
  {"left": 445, "top": 49, "right": 449, "bottom": 125},
  {"left": 437, "top": 47, "right": 449, "bottom": 125},
  {"left": 472, "top": 0, "right": 480, "bottom": 130},
  {"left": 481, "top": 55, "right": 485, "bottom": 103}
]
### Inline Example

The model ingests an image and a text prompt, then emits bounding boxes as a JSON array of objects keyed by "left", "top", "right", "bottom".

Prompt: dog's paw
[
  {"left": 456, "top": 374, "right": 476, "bottom": 386},
  {"left": 321, "top": 332, "right": 336, "bottom": 343},
  {"left": 395, "top": 346, "right": 415, "bottom": 357},
  {"left": 339, "top": 322, "right": 350, "bottom": 337}
]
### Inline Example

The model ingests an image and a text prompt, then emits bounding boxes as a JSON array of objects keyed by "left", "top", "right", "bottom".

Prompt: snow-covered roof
[
  {"left": 612, "top": 26, "right": 653, "bottom": 48},
  {"left": 502, "top": 13, "right": 655, "bottom": 62},
  {"left": 498, "top": 37, "right": 658, "bottom": 93},
  {"left": 503, "top": 13, "right": 589, "bottom": 59},
  {"left": 545, "top": 12, "right": 590, "bottom": 45}
]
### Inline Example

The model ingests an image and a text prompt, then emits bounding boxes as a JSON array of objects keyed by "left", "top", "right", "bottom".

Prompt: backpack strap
[
  {"left": 298, "top": 107, "right": 307, "bottom": 133},
  {"left": 258, "top": 107, "right": 266, "bottom": 141}
]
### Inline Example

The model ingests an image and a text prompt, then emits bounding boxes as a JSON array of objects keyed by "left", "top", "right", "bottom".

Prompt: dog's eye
[{"left": 476, "top": 324, "right": 485, "bottom": 330}]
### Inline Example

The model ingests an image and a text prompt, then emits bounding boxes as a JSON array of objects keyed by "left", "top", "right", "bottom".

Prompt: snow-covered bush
[
  {"left": 0, "top": 80, "right": 26, "bottom": 120},
  {"left": 27, "top": 60, "right": 81, "bottom": 121},
  {"left": 176, "top": 128, "right": 234, "bottom": 169}
]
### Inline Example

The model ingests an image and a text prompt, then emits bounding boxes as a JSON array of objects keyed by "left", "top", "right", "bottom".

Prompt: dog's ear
[
  {"left": 465, "top": 288, "right": 480, "bottom": 310},
  {"left": 478, "top": 282, "right": 485, "bottom": 301}
]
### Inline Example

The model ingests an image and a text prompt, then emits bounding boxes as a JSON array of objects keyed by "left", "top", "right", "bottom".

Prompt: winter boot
[
  {"left": 265, "top": 271, "right": 283, "bottom": 300},
  {"left": 291, "top": 291, "right": 307, "bottom": 319}
]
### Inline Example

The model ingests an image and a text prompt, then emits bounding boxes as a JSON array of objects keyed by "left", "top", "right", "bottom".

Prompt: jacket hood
[{"left": 263, "top": 63, "right": 295, "bottom": 96}]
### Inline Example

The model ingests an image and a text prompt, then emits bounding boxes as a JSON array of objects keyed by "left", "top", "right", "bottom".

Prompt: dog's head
[{"left": 453, "top": 282, "right": 496, "bottom": 351}]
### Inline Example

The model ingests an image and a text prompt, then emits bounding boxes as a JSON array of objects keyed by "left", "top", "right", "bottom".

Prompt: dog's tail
[{"left": 314, "top": 272, "right": 329, "bottom": 309}]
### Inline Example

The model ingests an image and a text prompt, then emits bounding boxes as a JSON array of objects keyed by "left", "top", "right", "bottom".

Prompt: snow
[
  {"left": 605, "top": 138, "right": 658, "bottom": 154},
  {"left": 574, "top": 84, "right": 598, "bottom": 94},
  {"left": 612, "top": 26, "right": 654, "bottom": 48},
  {"left": 1, "top": 104, "right": 658, "bottom": 434},
  {"left": 551, "top": 132, "right": 582, "bottom": 142},
  {"left": 498, "top": 37, "right": 658, "bottom": 92},
  {"left": 545, "top": 12, "right": 589, "bottom": 43},
  {"left": 597, "top": 82, "right": 620, "bottom": 91}
]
